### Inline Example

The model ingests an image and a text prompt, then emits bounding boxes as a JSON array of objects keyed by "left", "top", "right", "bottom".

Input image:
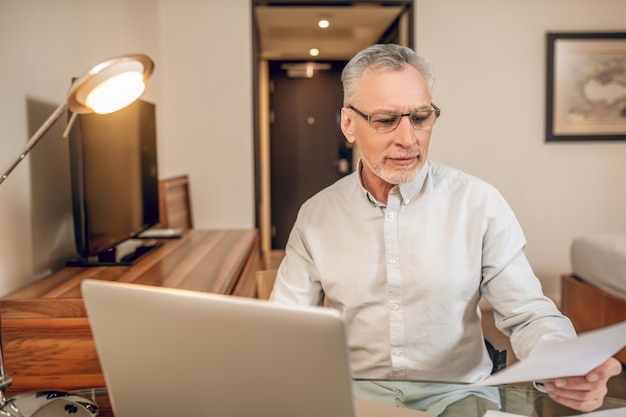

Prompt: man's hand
[{"left": 542, "top": 357, "right": 623, "bottom": 412}]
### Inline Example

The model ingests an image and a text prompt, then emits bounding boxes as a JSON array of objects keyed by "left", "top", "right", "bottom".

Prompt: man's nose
[{"left": 393, "top": 116, "right": 417, "bottom": 146}]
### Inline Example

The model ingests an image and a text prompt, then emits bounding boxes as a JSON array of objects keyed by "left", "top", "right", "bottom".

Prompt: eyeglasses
[{"left": 348, "top": 103, "right": 441, "bottom": 133}]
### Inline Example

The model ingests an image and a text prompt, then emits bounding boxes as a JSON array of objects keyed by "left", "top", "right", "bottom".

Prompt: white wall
[
  {"left": 0, "top": 0, "right": 254, "bottom": 296},
  {"left": 416, "top": 0, "right": 626, "bottom": 302},
  {"left": 157, "top": 0, "right": 254, "bottom": 230}
]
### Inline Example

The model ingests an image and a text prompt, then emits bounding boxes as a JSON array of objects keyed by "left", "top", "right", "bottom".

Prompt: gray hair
[{"left": 341, "top": 44, "right": 435, "bottom": 106}]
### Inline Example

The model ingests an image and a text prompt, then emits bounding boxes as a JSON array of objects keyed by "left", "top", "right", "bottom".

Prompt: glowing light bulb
[
  {"left": 86, "top": 71, "right": 146, "bottom": 114},
  {"left": 318, "top": 19, "right": 330, "bottom": 29},
  {"left": 309, "top": 48, "right": 320, "bottom": 57}
]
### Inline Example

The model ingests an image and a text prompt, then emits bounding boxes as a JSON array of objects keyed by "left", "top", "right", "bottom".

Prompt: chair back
[
  {"left": 256, "top": 269, "right": 278, "bottom": 300},
  {"left": 159, "top": 175, "right": 193, "bottom": 230}
]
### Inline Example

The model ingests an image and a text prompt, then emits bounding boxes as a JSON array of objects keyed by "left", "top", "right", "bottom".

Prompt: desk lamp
[{"left": 0, "top": 54, "right": 154, "bottom": 417}]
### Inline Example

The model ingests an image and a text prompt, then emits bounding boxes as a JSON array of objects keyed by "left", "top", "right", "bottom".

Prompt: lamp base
[{"left": 3, "top": 390, "right": 97, "bottom": 417}]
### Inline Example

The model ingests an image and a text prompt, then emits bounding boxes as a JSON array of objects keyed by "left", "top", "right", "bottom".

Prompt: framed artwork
[{"left": 546, "top": 32, "right": 626, "bottom": 142}]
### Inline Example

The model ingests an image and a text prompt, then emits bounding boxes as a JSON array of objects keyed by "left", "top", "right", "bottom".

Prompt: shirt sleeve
[
  {"left": 479, "top": 188, "right": 576, "bottom": 361},
  {"left": 269, "top": 215, "right": 325, "bottom": 307}
]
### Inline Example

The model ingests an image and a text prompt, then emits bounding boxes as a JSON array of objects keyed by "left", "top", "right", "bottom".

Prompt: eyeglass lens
[
  {"left": 370, "top": 111, "right": 437, "bottom": 132},
  {"left": 349, "top": 105, "right": 440, "bottom": 133}
]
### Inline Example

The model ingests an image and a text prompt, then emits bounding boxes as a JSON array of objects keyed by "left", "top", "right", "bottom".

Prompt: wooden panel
[
  {"left": 561, "top": 274, "right": 626, "bottom": 364},
  {"left": 606, "top": 296, "right": 626, "bottom": 324},
  {"left": 561, "top": 274, "right": 607, "bottom": 333},
  {"left": 255, "top": 269, "right": 278, "bottom": 300},
  {"left": 158, "top": 175, "right": 193, "bottom": 230},
  {"left": 605, "top": 296, "right": 626, "bottom": 364},
  {"left": 231, "top": 236, "right": 262, "bottom": 298},
  {"left": 2, "top": 318, "right": 105, "bottom": 392},
  {"left": 1, "top": 229, "right": 259, "bottom": 394}
]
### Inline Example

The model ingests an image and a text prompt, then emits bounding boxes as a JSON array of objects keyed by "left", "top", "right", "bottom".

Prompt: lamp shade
[{"left": 67, "top": 54, "right": 154, "bottom": 114}]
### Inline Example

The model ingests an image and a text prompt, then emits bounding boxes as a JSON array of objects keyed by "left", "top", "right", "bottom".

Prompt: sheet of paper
[
  {"left": 485, "top": 407, "right": 626, "bottom": 417},
  {"left": 474, "top": 321, "right": 626, "bottom": 386}
]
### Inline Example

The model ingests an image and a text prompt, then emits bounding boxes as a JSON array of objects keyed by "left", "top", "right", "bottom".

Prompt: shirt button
[
  {"left": 388, "top": 212, "right": 395, "bottom": 219},
  {"left": 392, "top": 350, "right": 401, "bottom": 357},
  {"left": 391, "top": 304, "right": 400, "bottom": 311},
  {"left": 388, "top": 259, "right": 397, "bottom": 265}
]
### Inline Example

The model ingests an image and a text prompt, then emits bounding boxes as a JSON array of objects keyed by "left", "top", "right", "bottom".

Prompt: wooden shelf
[{"left": 1, "top": 229, "right": 260, "bottom": 394}]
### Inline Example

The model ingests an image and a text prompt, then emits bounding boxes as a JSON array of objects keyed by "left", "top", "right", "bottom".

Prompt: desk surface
[
  {"left": 74, "top": 381, "right": 626, "bottom": 417},
  {"left": 2, "top": 228, "right": 259, "bottom": 305}
]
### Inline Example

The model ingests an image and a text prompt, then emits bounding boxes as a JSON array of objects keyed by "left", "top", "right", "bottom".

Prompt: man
[{"left": 270, "top": 44, "right": 621, "bottom": 412}]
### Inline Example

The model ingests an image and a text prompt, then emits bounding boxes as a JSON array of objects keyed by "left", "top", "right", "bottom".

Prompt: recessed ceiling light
[
  {"left": 318, "top": 19, "right": 330, "bottom": 29},
  {"left": 309, "top": 48, "right": 320, "bottom": 57}
]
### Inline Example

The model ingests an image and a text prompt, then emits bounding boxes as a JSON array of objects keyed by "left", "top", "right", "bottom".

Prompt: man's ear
[{"left": 340, "top": 107, "right": 357, "bottom": 144}]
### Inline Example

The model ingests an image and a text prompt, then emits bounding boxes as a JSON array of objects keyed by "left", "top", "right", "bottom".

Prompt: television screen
[{"left": 67, "top": 99, "right": 160, "bottom": 265}]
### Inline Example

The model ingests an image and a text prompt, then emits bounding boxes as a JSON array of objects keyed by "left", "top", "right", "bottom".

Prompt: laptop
[{"left": 81, "top": 280, "right": 425, "bottom": 417}]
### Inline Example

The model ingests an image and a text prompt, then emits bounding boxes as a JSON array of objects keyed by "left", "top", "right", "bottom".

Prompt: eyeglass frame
[{"left": 347, "top": 103, "right": 441, "bottom": 132}]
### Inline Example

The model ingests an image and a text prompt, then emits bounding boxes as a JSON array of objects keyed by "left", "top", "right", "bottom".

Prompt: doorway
[
  {"left": 252, "top": 1, "right": 414, "bottom": 264},
  {"left": 269, "top": 60, "right": 349, "bottom": 248}
]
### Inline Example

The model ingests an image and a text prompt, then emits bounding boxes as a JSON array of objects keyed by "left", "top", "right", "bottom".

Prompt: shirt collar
[
  {"left": 398, "top": 160, "right": 429, "bottom": 204},
  {"left": 356, "top": 159, "right": 430, "bottom": 207}
]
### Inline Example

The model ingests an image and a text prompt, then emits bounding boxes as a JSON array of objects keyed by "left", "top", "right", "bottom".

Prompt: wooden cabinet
[
  {"left": 561, "top": 274, "right": 626, "bottom": 364},
  {"left": 0, "top": 229, "right": 260, "bottom": 394}
]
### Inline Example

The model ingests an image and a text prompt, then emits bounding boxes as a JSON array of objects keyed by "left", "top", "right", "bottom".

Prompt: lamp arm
[{"left": 0, "top": 102, "right": 68, "bottom": 186}]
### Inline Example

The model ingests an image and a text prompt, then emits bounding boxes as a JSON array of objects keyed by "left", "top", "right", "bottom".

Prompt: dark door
[{"left": 269, "top": 61, "right": 352, "bottom": 249}]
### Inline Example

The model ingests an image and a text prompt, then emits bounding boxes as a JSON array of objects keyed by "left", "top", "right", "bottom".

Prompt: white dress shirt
[{"left": 270, "top": 160, "right": 576, "bottom": 383}]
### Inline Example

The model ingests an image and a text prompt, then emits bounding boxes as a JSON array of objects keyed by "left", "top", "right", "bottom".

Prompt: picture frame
[{"left": 546, "top": 32, "right": 626, "bottom": 142}]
